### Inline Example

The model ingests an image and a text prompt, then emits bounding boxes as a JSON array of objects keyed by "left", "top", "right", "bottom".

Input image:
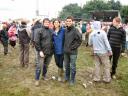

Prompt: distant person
[
  {"left": 8, "top": 23, "right": 17, "bottom": 48},
  {"left": 0, "top": 23, "right": 9, "bottom": 55},
  {"left": 64, "top": 16, "right": 82, "bottom": 86},
  {"left": 89, "top": 21, "right": 112, "bottom": 83},
  {"left": 34, "top": 18, "right": 53, "bottom": 86},
  {"left": 18, "top": 20, "right": 31, "bottom": 68},
  {"left": 85, "top": 22, "right": 92, "bottom": 47},
  {"left": 52, "top": 19, "right": 65, "bottom": 82},
  {"left": 125, "top": 23, "right": 128, "bottom": 55},
  {"left": 108, "top": 17, "right": 126, "bottom": 79},
  {"left": 81, "top": 21, "right": 86, "bottom": 42}
]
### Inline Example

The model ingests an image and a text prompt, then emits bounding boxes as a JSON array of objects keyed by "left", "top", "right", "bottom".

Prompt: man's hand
[
  {"left": 108, "top": 51, "right": 112, "bottom": 56},
  {"left": 40, "top": 51, "right": 44, "bottom": 58}
]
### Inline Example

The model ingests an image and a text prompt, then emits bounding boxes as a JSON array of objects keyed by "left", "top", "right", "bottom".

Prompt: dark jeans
[
  {"left": 54, "top": 54, "right": 64, "bottom": 69},
  {"left": 1, "top": 42, "right": 8, "bottom": 55},
  {"left": 35, "top": 53, "right": 52, "bottom": 80},
  {"left": 110, "top": 46, "right": 121, "bottom": 76},
  {"left": 64, "top": 53, "right": 77, "bottom": 83}
]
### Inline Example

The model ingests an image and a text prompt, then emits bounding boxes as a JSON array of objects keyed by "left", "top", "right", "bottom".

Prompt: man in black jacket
[
  {"left": 64, "top": 16, "right": 82, "bottom": 85},
  {"left": 34, "top": 18, "right": 53, "bottom": 86},
  {"left": 108, "top": 17, "right": 126, "bottom": 79}
]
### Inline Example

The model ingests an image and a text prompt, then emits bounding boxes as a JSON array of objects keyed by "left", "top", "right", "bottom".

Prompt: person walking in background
[
  {"left": 18, "top": 20, "right": 31, "bottom": 68},
  {"left": 8, "top": 22, "right": 17, "bottom": 48},
  {"left": 52, "top": 19, "right": 65, "bottom": 82},
  {"left": 34, "top": 18, "right": 53, "bottom": 86},
  {"left": 0, "top": 23, "right": 9, "bottom": 55},
  {"left": 108, "top": 17, "right": 126, "bottom": 79},
  {"left": 124, "top": 23, "right": 128, "bottom": 56},
  {"left": 89, "top": 21, "right": 112, "bottom": 83},
  {"left": 85, "top": 22, "right": 92, "bottom": 47},
  {"left": 64, "top": 16, "right": 82, "bottom": 86}
]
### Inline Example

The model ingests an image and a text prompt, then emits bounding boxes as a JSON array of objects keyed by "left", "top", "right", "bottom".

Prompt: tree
[
  {"left": 107, "top": 0, "right": 122, "bottom": 10},
  {"left": 81, "top": 0, "right": 110, "bottom": 19},
  {"left": 58, "top": 3, "right": 82, "bottom": 20},
  {"left": 121, "top": 6, "right": 128, "bottom": 23}
]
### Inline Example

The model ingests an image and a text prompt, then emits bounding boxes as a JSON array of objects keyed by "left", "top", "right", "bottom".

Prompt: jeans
[
  {"left": 34, "top": 49, "right": 39, "bottom": 66},
  {"left": 35, "top": 53, "right": 52, "bottom": 80},
  {"left": 64, "top": 53, "right": 77, "bottom": 83},
  {"left": 54, "top": 54, "right": 64, "bottom": 69}
]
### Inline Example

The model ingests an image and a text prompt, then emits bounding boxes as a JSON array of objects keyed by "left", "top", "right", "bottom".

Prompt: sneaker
[
  {"left": 35, "top": 80, "right": 39, "bottom": 86},
  {"left": 52, "top": 76, "right": 56, "bottom": 80},
  {"left": 42, "top": 76, "right": 49, "bottom": 81},
  {"left": 58, "top": 77, "right": 62, "bottom": 82},
  {"left": 112, "top": 75, "right": 116, "bottom": 79},
  {"left": 69, "top": 81, "right": 75, "bottom": 86}
]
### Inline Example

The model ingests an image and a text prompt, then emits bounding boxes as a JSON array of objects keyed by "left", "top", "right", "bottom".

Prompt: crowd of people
[{"left": 0, "top": 16, "right": 127, "bottom": 87}]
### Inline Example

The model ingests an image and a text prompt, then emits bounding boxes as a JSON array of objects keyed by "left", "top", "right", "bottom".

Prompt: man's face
[
  {"left": 43, "top": 20, "right": 50, "bottom": 27},
  {"left": 66, "top": 19, "right": 73, "bottom": 27},
  {"left": 112, "top": 19, "right": 119, "bottom": 27}
]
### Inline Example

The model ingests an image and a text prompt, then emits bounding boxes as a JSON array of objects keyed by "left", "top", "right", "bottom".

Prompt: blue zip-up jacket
[{"left": 53, "top": 27, "right": 65, "bottom": 54}]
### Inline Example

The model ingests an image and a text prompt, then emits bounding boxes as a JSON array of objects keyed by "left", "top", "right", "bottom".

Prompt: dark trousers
[
  {"left": 1, "top": 42, "right": 8, "bottom": 55},
  {"left": 110, "top": 46, "right": 121, "bottom": 76},
  {"left": 35, "top": 53, "right": 52, "bottom": 80},
  {"left": 19, "top": 43, "right": 29, "bottom": 67},
  {"left": 64, "top": 53, "right": 77, "bottom": 83},
  {"left": 54, "top": 54, "right": 64, "bottom": 69}
]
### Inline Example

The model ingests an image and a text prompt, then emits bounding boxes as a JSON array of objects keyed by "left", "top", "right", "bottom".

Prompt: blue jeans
[
  {"left": 35, "top": 52, "right": 52, "bottom": 80},
  {"left": 64, "top": 53, "right": 77, "bottom": 83}
]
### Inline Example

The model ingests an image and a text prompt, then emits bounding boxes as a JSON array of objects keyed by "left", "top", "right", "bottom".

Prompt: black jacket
[
  {"left": 18, "top": 25, "right": 30, "bottom": 44},
  {"left": 64, "top": 26, "right": 82, "bottom": 54},
  {"left": 34, "top": 26, "right": 53, "bottom": 55},
  {"left": 108, "top": 25, "right": 126, "bottom": 52},
  {"left": 31, "top": 21, "right": 42, "bottom": 42}
]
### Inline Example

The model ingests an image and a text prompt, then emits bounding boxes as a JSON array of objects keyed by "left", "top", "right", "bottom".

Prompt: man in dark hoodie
[
  {"left": 108, "top": 17, "right": 126, "bottom": 79},
  {"left": 18, "top": 20, "right": 31, "bottom": 68},
  {"left": 0, "top": 23, "right": 9, "bottom": 55},
  {"left": 34, "top": 18, "right": 53, "bottom": 86},
  {"left": 64, "top": 16, "right": 82, "bottom": 86},
  {"left": 31, "top": 19, "right": 42, "bottom": 67}
]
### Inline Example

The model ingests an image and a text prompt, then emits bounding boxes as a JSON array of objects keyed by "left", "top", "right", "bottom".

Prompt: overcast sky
[{"left": 0, "top": 0, "right": 128, "bottom": 20}]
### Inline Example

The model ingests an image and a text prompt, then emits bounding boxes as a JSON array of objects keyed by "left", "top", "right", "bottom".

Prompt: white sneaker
[
  {"left": 58, "top": 77, "right": 62, "bottom": 82},
  {"left": 52, "top": 76, "right": 56, "bottom": 80},
  {"left": 112, "top": 75, "right": 116, "bottom": 79},
  {"left": 35, "top": 80, "right": 39, "bottom": 86}
]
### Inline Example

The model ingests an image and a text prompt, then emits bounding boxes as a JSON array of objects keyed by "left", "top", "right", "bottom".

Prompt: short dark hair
[
  {"left": 66, "top": 16, "right": 74, "bottom": 21},
  {"left": 21, "top": 21, "right": 27, "bottom": 25},
  {"left": 43, "top": 18, "right": 50, "bottom": 23}
]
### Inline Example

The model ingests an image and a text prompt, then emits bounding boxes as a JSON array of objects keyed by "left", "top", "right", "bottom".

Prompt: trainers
[
  {"left": 35, "top": 80, "right": 39, "bottom": 86},
  {"left": 112, "top": 75, "right": 116, "bottom": 79},
  {"left": 69, "top": 81, "right": 75, "bottom": 86},
  {"left": 52, "top": 76, "right": 56, "bottom": 80},
  {"left": 58, "top": 77, "right": 62, "bottom": 82},
  {"left": 42, "top": 76, "right": 49, "bottom": 81}
]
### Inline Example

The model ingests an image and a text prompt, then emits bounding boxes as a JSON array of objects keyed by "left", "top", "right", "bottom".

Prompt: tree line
[{"left": 58, "top": 0, "right": 128, "bottom": 23}]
